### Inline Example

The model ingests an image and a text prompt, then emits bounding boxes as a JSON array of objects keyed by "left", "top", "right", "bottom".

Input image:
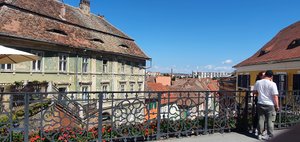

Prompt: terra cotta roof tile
[{"left": 0, "top": 0, "right": 149, "bottom": 59}]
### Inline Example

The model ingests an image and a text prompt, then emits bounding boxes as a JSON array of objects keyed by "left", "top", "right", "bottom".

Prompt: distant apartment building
[{"left": 192, "top": 71, "right": 231, "bottom": 79}]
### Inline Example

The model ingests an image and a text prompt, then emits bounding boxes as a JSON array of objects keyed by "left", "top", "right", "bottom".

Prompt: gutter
[{"left": 234, "top": 58, "right": 300, "bottom": 68}]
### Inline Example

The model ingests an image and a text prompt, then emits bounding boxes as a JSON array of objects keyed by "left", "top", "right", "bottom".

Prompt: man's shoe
[
  {"left": 262, "top": 135, "right": 273, "bottom": 141},
  {"left": 258, "top": 135, "right": 263, "bottom": 140}
]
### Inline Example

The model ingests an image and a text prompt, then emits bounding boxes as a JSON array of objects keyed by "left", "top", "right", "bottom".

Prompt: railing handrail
[
  {"left": 1, "top": 90, "right": 300, "bottom": 95},
  {"left": 1, "top": 90, "right": 300, "bottom": 142}
]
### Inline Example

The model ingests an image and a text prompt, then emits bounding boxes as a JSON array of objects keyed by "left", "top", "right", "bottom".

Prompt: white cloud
[
  {"left": 204, "top": 65, "right": 214, "bottom": 70},
  {"left": 222, "top": 59, "right": 233, "bottom": 64},
  {"left": 153, "top": 65, "right": 159, "bottom": 69}
]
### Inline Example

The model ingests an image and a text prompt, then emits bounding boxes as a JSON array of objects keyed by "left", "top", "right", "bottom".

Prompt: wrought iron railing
[{"left": 0, "top": 91, "right": 299, "bottom": 142}]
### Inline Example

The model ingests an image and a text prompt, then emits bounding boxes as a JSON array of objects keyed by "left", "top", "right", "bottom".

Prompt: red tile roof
[
  {"left": 234, "top": 21, "right": 300, "bottom": 67},
  {"left": 170, "top": 78, "right": 206, "bottom": 91},
  {"left": 146, "top": 82, "right": 176, "bottom": 105},
  {"left": 0, "top": 0, "right": 149, "bottom": 59},
  {"left": 146, "top": 82, "right": 168, "bottom": 91}
]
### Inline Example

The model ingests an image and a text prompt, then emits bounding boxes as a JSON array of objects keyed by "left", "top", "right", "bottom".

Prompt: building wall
[
  {"left": 237, "top": 69, "right": 300, "bottom": 91},
  {"left": 0, "top": 46, "right": 146, "bottom": 98}
]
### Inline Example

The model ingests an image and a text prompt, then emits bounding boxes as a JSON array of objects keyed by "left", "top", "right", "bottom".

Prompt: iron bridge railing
[{"left": 0, "top": 90, "right": 299, "bottom": 142}]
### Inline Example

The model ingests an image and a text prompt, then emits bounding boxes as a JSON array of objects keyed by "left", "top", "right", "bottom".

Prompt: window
[
  {"left": 148, "top": 102, "right": 157, "bottom": 109},
  {"left": 57, "top": 87, "right": 67, "bottom": 101},
  {"left": 120, "top": 84, "right": 125, "bottom": 92},
  {"left": 238, "top": 75, "right": 250, "bottom": 89},
  {"left": 121, "top": 62, "right": 125, "bottom": 73},
  {"left": 273, "top": 74, "right": 287, "bottom": 95},
  {"left": 119, "top": 44, "right": 129, "bottom": 49},
  {"left": 293, "top": 74, "right": 300, "bottom": 91},
  {"left": 82, "top": 57, "right": 88, "bottom": 73},
  {"left": 293, "top": 74, "right": 300, "bottom": 101},
  {"left": 47, "top": 29, "right": 68, "bottom": 36},
  {"left": 288, "top": 39, "right": 300, "bottom": 49},
  {"left": 59, "top": 54, "right": 67, "bottom": 72},
  {"left": 258, "top": 49, "right": 270, "bottom": 57},
  {"left": 120, "top": 83, "right": 125, "bottom": 98},
  {"left": 32, "top": 51, "right": 43, "bottom": 71},
  {"left": 58, "top": 87, "right": 67, "bottom": 93},
  {"left": 1, "top": 64, "right": 12, "bottom": 71},
  {"left": 103, "top": 60, "right": 108, "bottom": 73},
  {"left": 138, "top": 83, "right": 143, "bottom": 91},
  {"left": 102, "top": 84, "right": 109, "bottom": 99},
  {"left": 82, "top": 86, "right": 89, "bottom": 102},
  {"left": 130, "top": 83, "right": 134, "bottom": 92},
  {"left": 130, "top": 63, "right": 134, "bottom": 74},
  {"left": 90, "top": 38, "right": 104, "bottom": 44}
]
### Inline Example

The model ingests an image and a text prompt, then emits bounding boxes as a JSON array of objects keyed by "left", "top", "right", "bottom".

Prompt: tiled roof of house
[
  {"left": 207, "top": 80, "right": 219, "bottom": 91},
  {"left": 234, "top": 21, "right": 300, "bottom": 67},
  {"left": 0, "top": 0, "right": 149, "bottom": 59},
  {"left": 170, "top": 78, "right": 206, "bottom": 91},
  {"left": 146, "top": 82, "right": 169, "bottom": 92},
  {"left": 146, "top": 82, "right": 177, "bottom": 105}
]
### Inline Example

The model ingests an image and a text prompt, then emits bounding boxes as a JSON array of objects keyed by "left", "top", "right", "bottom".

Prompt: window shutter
[{"left": 293, "top": 74, "right": 300, "bottom": 90}]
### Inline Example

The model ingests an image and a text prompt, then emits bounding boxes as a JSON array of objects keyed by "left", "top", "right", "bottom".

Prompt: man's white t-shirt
[{"left": 253, "top": 79, "right": 279, "bottom": 106}]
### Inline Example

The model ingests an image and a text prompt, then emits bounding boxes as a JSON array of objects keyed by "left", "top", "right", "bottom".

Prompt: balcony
[{"left": 0, "top": 91, "right": 299, "bottom": 141}]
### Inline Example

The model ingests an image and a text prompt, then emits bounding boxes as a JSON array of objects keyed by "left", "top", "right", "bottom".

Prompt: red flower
[{"left": 58, "top": 136, "right": 64, "bottom": 140}]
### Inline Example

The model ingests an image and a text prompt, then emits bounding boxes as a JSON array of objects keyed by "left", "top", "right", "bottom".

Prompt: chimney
[{"left": 80, "top": 0, "right": 90, "bottom": 14}]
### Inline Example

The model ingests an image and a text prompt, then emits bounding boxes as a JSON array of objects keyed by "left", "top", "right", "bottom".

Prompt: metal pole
[
  {"left": 156, "top": 92, "right": 162, "bottom": 140},
  {"left": 98, "top": 93, "right": 103, "bottom": 141},
  {"left": 24, "top": 93, "right": 29, "bottom": 142},
  {"left": 204, "top": 92, "right": 209, "bottom": 134},
  {"left": 212, "top": 92, "right": 216, "bottom": 134},
  {"left": 278, "top": 92, "right": 283, "bottom": 129},
  {"left": 243, "top": 90, "right": 249, "bottom": 132},
  {"left": 75, "top": 54, "right": 79, "bottom": 92},
  {"left": 9, "top": 94, "right": 13, "bottom": 142}
]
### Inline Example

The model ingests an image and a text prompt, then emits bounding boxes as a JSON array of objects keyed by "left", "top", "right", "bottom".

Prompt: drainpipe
[
  {"left": 76, "top": 54, "right": 79, "bottom": 92},
  {"left": 144, "top": 59, "right": 152, "bottom": 91}
]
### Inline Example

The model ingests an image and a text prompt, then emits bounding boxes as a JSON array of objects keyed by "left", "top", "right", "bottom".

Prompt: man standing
[{"left": 253, "top": 70, "right": 279, "bottom": 140}]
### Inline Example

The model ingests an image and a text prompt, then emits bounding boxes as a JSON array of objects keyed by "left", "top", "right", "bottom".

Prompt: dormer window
[
  {"left": 287, "top": 39, "right": 300, "bottom": 49},
  {"left": 258, "top": 49, "right": 270, "bottom": 57},
  {"left": 90, "top": 38, "right": 104, "bottom": 44},
  {"left": 46, "top": 29, "right": 68, "bottom": 36},
  {"left": 119, "top": 44, "right": 129, "bottom": 49}
]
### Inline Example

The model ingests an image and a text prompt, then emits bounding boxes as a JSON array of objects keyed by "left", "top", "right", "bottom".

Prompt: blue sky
[{"left": 64, "top": 0, "right": 300, "bottom": 73}]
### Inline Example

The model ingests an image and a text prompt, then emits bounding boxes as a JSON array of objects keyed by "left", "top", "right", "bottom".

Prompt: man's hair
[
  {"left": 265, "top": 70, "right": 273, "bottom": 78},
  {"left": 256, "top": 71, "right": 265, "bottom": 81}
]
